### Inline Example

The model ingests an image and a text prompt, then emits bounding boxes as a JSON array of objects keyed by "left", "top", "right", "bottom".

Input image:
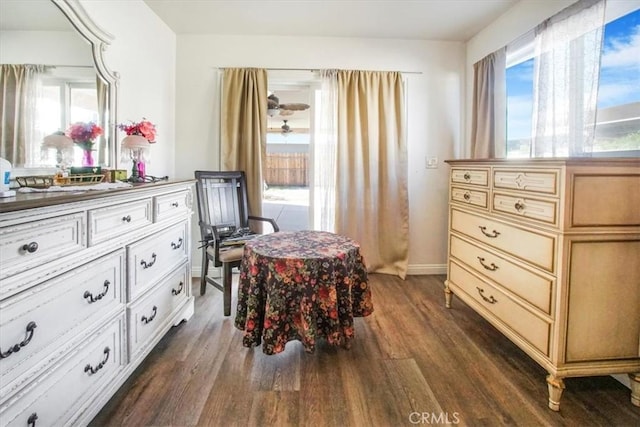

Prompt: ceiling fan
[{"left": 267, "top": 94, "right": 310, "bottom": 117}]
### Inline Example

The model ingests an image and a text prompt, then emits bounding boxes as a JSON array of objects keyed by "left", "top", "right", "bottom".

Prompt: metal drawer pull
[
  {"left": 514, "top": 201, "right": 525, "bottom": 211},
  {"left": 171, "top": 202, "right": 179, "bottom": 207},
  {"left": 84, "top": 347, "right": 110, "bottom": 375},
  {"left": 21, "top": 242, "right": 39, "bottom": 254},
  {"left": 27, "top": 413, "right": 38, "bottom": 427},
  {"left": 463, "top": 172, "right": 471, "bottom": 181},
  {"left": 477, "top": 257, "right": 499, "bottom": 271},
  {"left": 141, "top": 306, "right": 158, "bottom": 324},
  {"left": 476, "top": 287, "right": 498, "bottom": 304},
  {"left": 140, "top": 253, "right": 157, "bottom": 269},
  {"left": 463, "top": 192, "right": 471, "bottom": 201},
  {"left": 84, "top": 280, "right": 110, "bottom": 303},
  {"left": 122, "top": 215, "right": 132, "bottom": 222},
  {"left": 479, "top": 226, "right": 500, "bottom": 238},
  {"left": 172, "top": 281, "right": 184, "bottom": 295},
  {"left": 0, "top": 321, "right": 37, "bottom": 359},
  {"left": 171, "top": 238, "right": 183, "bottom": 250}
]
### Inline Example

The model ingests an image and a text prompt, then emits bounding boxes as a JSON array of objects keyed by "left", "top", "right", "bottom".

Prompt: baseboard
[{"left": 406, "top": 264, "right": 447, "bottom": 275}]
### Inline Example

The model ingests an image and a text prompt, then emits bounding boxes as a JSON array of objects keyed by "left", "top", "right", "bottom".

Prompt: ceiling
[{"left": 143, "top": 0, "right": 518, "bottom": 42}]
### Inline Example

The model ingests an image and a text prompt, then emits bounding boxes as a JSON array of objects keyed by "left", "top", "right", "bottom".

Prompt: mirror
[{"left": 0, "top": 0, "right": 118, "bottom": 175}]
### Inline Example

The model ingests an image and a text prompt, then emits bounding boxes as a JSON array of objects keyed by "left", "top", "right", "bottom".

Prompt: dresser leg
[
  {"left": 546, "top": 374, "right": 565, "bottom": 411},
  {"left": 630, "top": 373, "right": 640, "bottom": 407},
  {"left": 444, "top": 285, "right": 453, "bottom": 308}
]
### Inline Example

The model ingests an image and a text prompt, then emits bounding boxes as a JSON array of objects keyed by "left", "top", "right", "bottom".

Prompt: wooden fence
[{"left": 265, "top": 152, "right": 308, "bottom": 186}]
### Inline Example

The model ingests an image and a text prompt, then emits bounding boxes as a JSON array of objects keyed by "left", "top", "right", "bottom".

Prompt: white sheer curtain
[
  {"left": 311, "top": 69, "right": 338, "bottom": 231},
  {"left": 531, "top": 0, "right": 606, "bottom": 157}
]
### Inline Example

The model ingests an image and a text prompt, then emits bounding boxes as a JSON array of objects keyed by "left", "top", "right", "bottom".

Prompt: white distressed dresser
[
  {"left": 0, "top": 180, "right": 195, "bottom": 426},
  {"left": 444, "top": 158, "right": 640, "bottom": 411}
]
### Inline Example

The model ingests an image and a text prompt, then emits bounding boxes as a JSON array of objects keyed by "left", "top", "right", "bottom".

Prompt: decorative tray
[{"left": 16, "top": 174, "right": 105, "bottom": 188}]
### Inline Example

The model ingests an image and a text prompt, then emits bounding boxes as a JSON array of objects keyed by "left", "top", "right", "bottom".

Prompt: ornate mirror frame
[{"left": 51, "top": 0, "right": 119, "bottom": 169}]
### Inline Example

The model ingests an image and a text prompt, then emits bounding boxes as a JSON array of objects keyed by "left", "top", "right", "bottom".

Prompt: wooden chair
[{"left": 194, "top": 170, "right": 279, "bottom": 316}]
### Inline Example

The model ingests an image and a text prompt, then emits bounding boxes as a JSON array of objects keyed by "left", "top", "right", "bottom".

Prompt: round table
[{"left": 234, "top": 230, "right": 374, "bottom": 354}]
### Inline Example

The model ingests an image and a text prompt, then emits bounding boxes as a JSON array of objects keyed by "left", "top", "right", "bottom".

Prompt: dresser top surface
[
  {"left": 445, "top": 157, "right": 640, "bottom": 167},
  {"left": 0, "top": 179, "right": 195, "bottom": 214}
]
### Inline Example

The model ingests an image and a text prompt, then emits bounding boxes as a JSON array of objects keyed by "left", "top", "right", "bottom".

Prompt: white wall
[
  {"left": 175, "top": 34, "right": 465, "bottom": 275},
  {"left": 79, "top": 0, "right": 176, "bottom": 178}
]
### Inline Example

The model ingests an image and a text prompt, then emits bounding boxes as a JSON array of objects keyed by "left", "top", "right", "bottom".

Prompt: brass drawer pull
[
  {"left": 122, "top": 215, "right": 132, "bottom": 222},
  {"left": 171, "top": 237, "right": 183, "bottom": 250},
  {"left": 84, "top": 347, "right": 110, "bottom": 375},
  {"left": 0, "top": 321, "right": 37, "bottom": 359},
  {"left": 21, "top": 242, "right": 39, "bottom": 254},
  {"left": 141, "top": 306, "right": 158, "bottom": 324},
  {"left": 140, "top": 253, "right": 157, "bottom": 269},
  {"left": 84, "top": 280, "right": 110, "bottom": 303},
  {"left": 477, "top": 257, "right": 499, "bottom": 271},
  {"left": 172, "top": 281, "right": 184, "bottom": 296},
  {"left": 514, "top": 201, "right": 525, "bottom": 211},
  {"left": 27, "top": 413, "right": 38, "bottom": 427},
  {"left": 171, "top": 202, "right": 179, "bottom": 207},
  {"left": 479, "top": 226, "right": 500, "bottom": 238},
  {"left": 463, "top": 172, "right": 471, "bottom": 181},
  {"left": 476, "top": 287, "right": 498, "bottom": 304},
  {"left": 463, "top": 192, "right": 471, "bottom": 201}
]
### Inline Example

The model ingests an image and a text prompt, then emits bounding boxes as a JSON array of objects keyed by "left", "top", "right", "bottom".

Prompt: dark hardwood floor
[{"left": 90, "top": 274, "right": 640, "bottom": 426}]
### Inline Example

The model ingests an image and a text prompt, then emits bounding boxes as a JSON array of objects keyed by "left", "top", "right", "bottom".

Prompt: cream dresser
[
  {"left": 444, "top": 158, "right": 640, "bottom": 411},
  {"left": 0, "top": 181, "right": 195, "bottom": 426}
]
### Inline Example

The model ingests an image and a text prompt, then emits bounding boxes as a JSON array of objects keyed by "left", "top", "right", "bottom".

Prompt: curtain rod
[{"left": 214, "top": 66, "right": 422, "bottom": 75}]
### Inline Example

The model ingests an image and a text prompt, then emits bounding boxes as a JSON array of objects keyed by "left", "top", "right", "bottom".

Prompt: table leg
[
  {"left": 546, "top": 374, "right": 565, "bottom": 411},
  {"left": 630, "top": 372, "right": 640, "bottom": 407}
]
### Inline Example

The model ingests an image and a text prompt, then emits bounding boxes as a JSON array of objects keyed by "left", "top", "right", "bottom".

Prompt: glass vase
[{"left": 82, "top": 149, "right": 95, "bottom": 167}]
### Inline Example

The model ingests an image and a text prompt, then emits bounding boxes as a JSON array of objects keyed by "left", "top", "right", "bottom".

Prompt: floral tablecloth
[{"left": 234, "top": 230, "right": 374, "bottom": 355}]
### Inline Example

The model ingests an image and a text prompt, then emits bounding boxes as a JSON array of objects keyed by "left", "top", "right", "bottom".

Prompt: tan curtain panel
[
  {"left": 335, "top": 70, "right": 409, "bottom": 279},
  {"left": 0, "top": 64, "right": 43, "bottom": 165},
  {"left": 220, "top": 68, "right": 268, "bottom": 217},
  {"left": 470, "top": 47, "right": 506, "bottom": 159}
]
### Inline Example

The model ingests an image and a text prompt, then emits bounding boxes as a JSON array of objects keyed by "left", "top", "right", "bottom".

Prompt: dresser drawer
[
  {"left": 451, "top": 187, "right": 488, "bottom": 209},
  {"left": 449, "top": 261, "right": 550, "bottom": 356},
  {"left": 449, "top": 235, "right": 553, "bottom": 315},
  {"left": 88, "top": 199, "right": 153, "bottom": 246},
  {"left": 493, "top": 169, "right": 559, "bottom": 195},
  {"left": 127, "top": 222, "right": 188, "bottom": 300},
  {"left": 0, "top": 213, "right": 85, "bottom": 281},
  {"left": 0, "top": 315, "right": 125, "bottom": 427},
  {"left": 128, "top": 263, "right": 189, "bottom": 358},
  {"left": 451, "top": 168, "right": 489, "bottom": 187},
  {"left": 154, "top": 190, "right": 191, "bottom": 223},
  {"left": 0, "top": 250, "right": 125, "bottom": 398},
  {"left": 451, "top": 208, "right": 556, "bottom": 272},
  {"left": 493, "top": 193, "right": 558, "bottom": 225}
]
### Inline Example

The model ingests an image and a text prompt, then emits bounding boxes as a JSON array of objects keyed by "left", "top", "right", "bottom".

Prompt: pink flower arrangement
[
  {"left": 118, "top": 118, "right": 157, "bottom": 143},
  {"left": 66, "top": 121, "right": 104, "bottom": 150}
]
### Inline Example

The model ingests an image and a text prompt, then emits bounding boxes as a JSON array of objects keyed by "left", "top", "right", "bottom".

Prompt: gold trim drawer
[
  {"left": 88, "top": 199, "right": 153, "bottom": 246},
  {"left": 451, "top": 187, "right": 488, "bottom": 209},
  {"left": 451, "top": 168, "right": 489, "bottom": 187},
  {"left": 449, "top": 261, "right": 550, "bottom": 356},
  {"left": 0, "top": 250, "right": 125, "bottom": 399},
  {"left": 493, "top": 169, "right": 559, "bottom": 195},
  {"left": 0, "top": 315, "right": 125, "bottom": 427},
  {"left": 154, "top": 190, "right": 191, "bottom": 223},
  {"left": 0, "top": 213, "right": 85, "bottom": 281},
  {"left": 493, "top": 192, "right": 558, "bottom": 225},
  {"left": 451, "top": 208, "right": 556, "bottom": 272},
  {"left": 127, "top": 222, "right": 188, "bottom": 300},
  {"left": 449, "top": 235, "right": 553, "bottom": 315},
  {"left": 127, "top": 263, "right": 190, "bottom": 358}
]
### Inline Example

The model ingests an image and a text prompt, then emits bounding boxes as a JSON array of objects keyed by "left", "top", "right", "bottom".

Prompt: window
[{"left": 506, "top": 7, "right": 640, "bottom": 157}]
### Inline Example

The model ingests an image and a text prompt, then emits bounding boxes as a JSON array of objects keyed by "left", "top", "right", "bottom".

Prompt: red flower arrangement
[
  {"left": 118, "top": 118, "right": 157, "bottom": 143},
  {"left": 65, "top": 121, "right": 104, "bottom": 150}
]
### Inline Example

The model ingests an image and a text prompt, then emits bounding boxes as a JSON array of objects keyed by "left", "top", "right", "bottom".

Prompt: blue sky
[{"left": 506, "top": 8, "right": 640, "bottom": 140}]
